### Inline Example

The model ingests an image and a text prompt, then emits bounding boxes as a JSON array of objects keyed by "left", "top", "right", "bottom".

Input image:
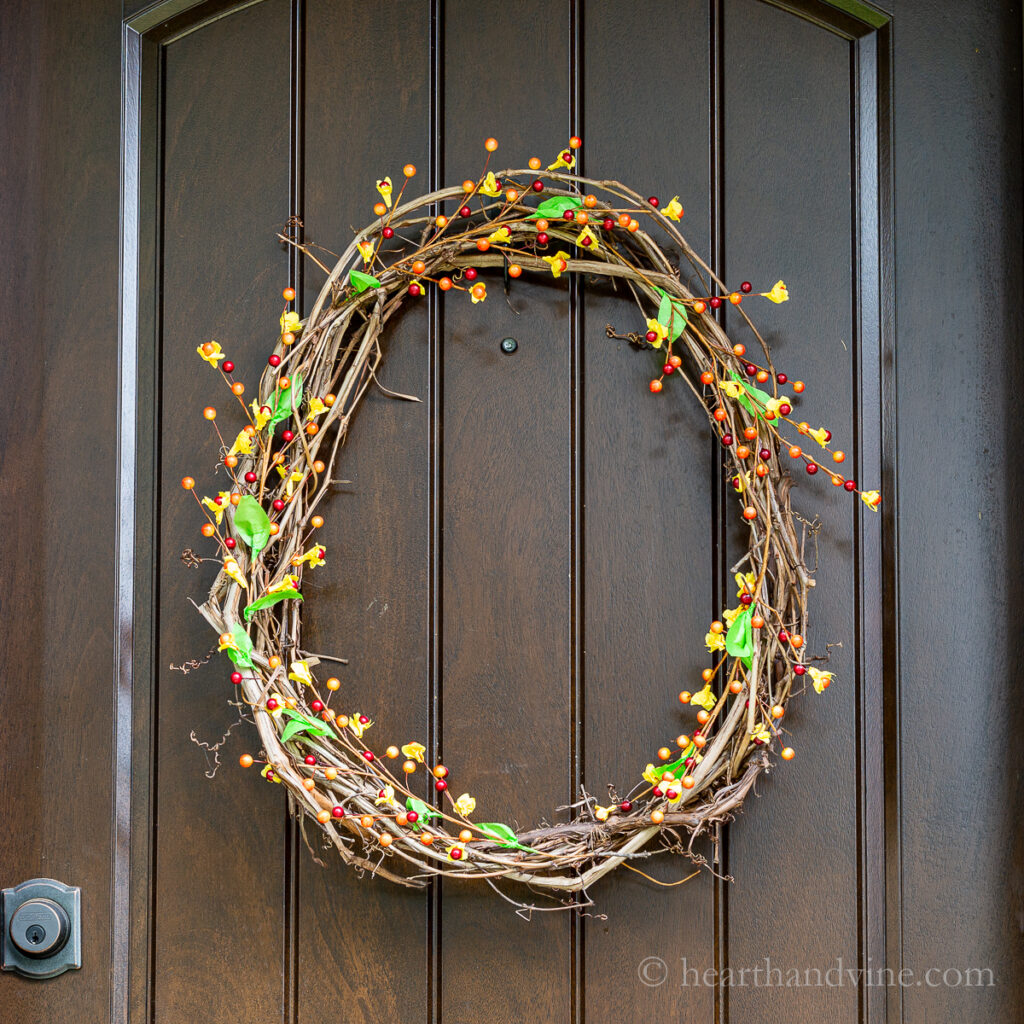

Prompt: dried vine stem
[{"left": 189, "top": 156, "right": 863, "bottom": 903}]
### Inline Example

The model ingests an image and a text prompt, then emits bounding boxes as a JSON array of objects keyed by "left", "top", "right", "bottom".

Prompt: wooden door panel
[
  {"left": 295, "top": 3, "right": 431, "bottom": 1020},
  {"left": 155, "top": 3, "right": 292, "bottom": 1019}
]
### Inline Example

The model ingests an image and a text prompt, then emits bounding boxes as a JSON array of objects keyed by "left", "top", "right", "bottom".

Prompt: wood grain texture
[
  {"left": 580, "top": 2, "right": 717, "bottom": 1019},
  {"left": 154, "top": 3, "right": 291, "bottom": 1020},
  {"left": 296, "top": 2, "right": 431, "bottom": 1020},
  {"left": 0, "top": 0, "right": 121, "bottom": 1021},
  {"left": 893, "top": 0, "right": 1024, "bottom": 1017},
  {"left": 721, "top": 4, "right": 859, "bottom": 1021}
]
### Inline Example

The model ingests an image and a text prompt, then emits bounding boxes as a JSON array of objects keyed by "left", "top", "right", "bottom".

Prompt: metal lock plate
[{"left": 2, "top": 879, "right": 81, "bottom": 979}]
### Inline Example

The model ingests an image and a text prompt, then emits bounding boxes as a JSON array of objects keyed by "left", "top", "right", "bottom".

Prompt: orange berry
[
  {"left": 658, "top": 746, "right": 672, "bottom": 761},
  {"left": 756, "top": 463, "right": 769, "bottom": 478},
  {"left": 676, "top": 734, "right": 690, "bottom": 748},
  {"left": 649, "top": 380, "right": 663, "bottom": 393},
  {"left": 618, "top": 213, "right": 631, "bottom": 227},
  {"left": 231, "top": 382, "right": 245, "bottom": 396},
  {"left": 583, "top": 194, "right": 597, "bottom": 208},
  {"left": 439, "top": 277, "right": 453, "bottom": 291},
  {"left": 313, "top": 460, "right": 326, "bottom": 473},
  {"left": 692, "top": 300, "right": 707, "bottom": 314},
  {"left": 396, "top": 813, "right": 409, "bottom": 826},
  {"left": 729, "top": 680, "right": 744, "bottom": 694},
  {"left": 201, "top": 342, "right": 215, "bottom": 356},
  {"left": 302, "top": 778, "right": 316, "bottom": 791},
  {"left": 781, "top": 747, "right": 796, "bottom": 761},
  {"left": 317, "top": 809, "right": 331, "bottom": 824},
  {"left": 403, "top": 760, "right": 417, "bottom": 774},
  {"left": 743, "top": 506, "right": 757, "bottom": 520},
  {"left": 282, "top": 331, "right": 295, "bottom": 346},
  {"left": 476, "top": 238, "right": 490, "bottom": 252},
  {"left": 324, "top": 394, "right": 336, "bottom": 407},
  {"left": 283, "top": 287, "right": 296, "bottom": 301},
  {"left": 239, "top": 754, "right": 254, "bottom": 768},
  {"left": 751, "top": 614, "right": 765, "bottom": 629},
  {"left": 268, "top": 655, "right": 281, "bottom": 669},
  {"left": 459, "top": 829, "right": 473, "bottom": 843},
  {"left": 729, "top": 292, "right": 742, "bottom": 305},
  {"left": 651, "top": 810, "right": 665, "bottom": 824},
  {"left": 696, "top": 710, "right": 710, "bottom": 725},
  {"left": 508, "top": 264, "right": 522, "bottom": 278},
  {"left": 569, "top": 136, "right": 582, "bottom": 149},
  {"left": 535, "top": 218, "right": 549, "bottom": 231},
  {"left": 379, "top": 834, "right": 393, "bottom": 847},
  {"left": 374, "top": 202, "right": 387, "bottom": 216},
  {"left": 201, "top": 523, "right": 215, "bottom": 537},
  {"left": 713, "top": 407, "right": 727, "bottom": 421},
  {"left": 203, "top": 407, "right": 216, "bottom": 420},
  {"left": 433, "top": 764, "right": 448, "bottom": 779},
  {"left": 669, "top": 354, "right": 682, "bottom": 368},
  {"left": 311, "top": 515, "right": 324, "bottom": 529},
  {"left": 484, "top": 137, "right": 499, "bottom": 152},
  {"left": 326, "top": 677, "right": 340, "bottom": 691},
  {"left": 279, "top": 376, "right": 290, "bottom": 390},
  {"left": 575, "top": 210, "right": 588, "bottom": 224},
  {"left": 471, "top": 284, "right": 486, "bottom": 300},
  {"left": 736, "top": 445, "right": 751, "bottom": 459},
  {"left": 832, "top": 474, "right": 844, "bottom": 486},
  {"left": 733, "top": 343, "right": 746, "bottom": 356},
  {"left": 505, "top": 189, "right": 518, "bottom": 202},
  {"left": 710, "top": 620, "right": 724, "bottom": 634},
  {"left": 181, "top": 476, "right": 195, "bottom": 490},
  {"left": 700, "top": 371, "right": 714, "bottom": 385},
  {"left": 832, "top": 450, "right": 845, "bottom": 463},
  {"left": 743, "top": 426, "right": 757, "bottom": 440},
  {"left": 462, "top": 179, "right": 475, "bottom": 193},
  {"left": 243, "top": 424, "right": 257, "bottom": 436},
  {"left": 793, "top": 380, "right": 806, "bottom": 393},
  {"left": 411, "top": 260, "right": 426, "bottom": 276},
  {"left": 756, "top": 370, "right": 770, "bottom": 384},
  {"left": 528, "top": 157, "right": 542, "bottom": 170},
  {"left": 627, "top": 219, "right": 639, "bottom": 232},
  {"left": 268, "top": 523, "right": 279, "bottom": 536},
  {"left": 701, "top": 668, "right": 714, "bottom": 682},
  {"left": 693, "top": 734, "right": 706, "bottom": 749},
  {"left": 224, "top": 455, "right": 238, "bottom": 468},
  {"left": 386, "top": 746, "right": 400, "bottom": 759},
  {"left": 789, "top": 445, "right": 802, "bottom": 458},
  {"left": 360, "top": 815, "right": 373, "bottom": 829},
  {"left": 435, "top": 215, "right": 448, "bottom": 228},
  {"left": 679, "top": 691, "right": 691, "bottom": 704},
  {"left": 403, "top": 163, "right": 417, "bottom": 177},
  {"left": 682, "top": 775, "right": 696, "bottom": 789},
  {"left": 420, "top": 833, "right": 434, "bottom": 846},
  {"left": 324, "top": 767, "right": 338, "bottom": 780},
  {"left": 790, "top": 634, "right": 804, "bottom": 649},
  {"left": 798, "top": 421, "right": 809, "bottom": 434},
  {"left": 771, "top": 705, "right": 785, "bottom": 719},
  {"left": 306, "top": 423, "right": 319, "bottom": 435},
  {"left": 230, "top": 493, "right": 241, "bottom": 505}
]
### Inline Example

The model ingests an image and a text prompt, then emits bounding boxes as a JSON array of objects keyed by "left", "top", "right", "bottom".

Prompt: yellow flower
[
  {"left": 297, "top": 545, "right": 326, "bottom": 568},
  {"left": 202, "top": 491, "right": 231, "bottom": 525},
  {"left": 719, "top": 379, "right": 745, "bottom": 399},
  {"left": 542, "top": 250, "right": 572, "bottom": 278},
  {"left": 470, "top": 283, "right": 487, "bottom": 304},
  {"left": 223, "top": 558, "right": 248, "bottom": 590},
  {"left": 479, "top": 171, "right": 502, "bottom": 197},
  {"left": 276, "top": 466, "right": 304, "bottom": 497},
  {"left": 280, "top": 310, "right": 301, "bottom": 335},
  {"left": 357, "top": 240, "right": 375, "bottom": 265},
  {"left": 251, "top": 401, "right": 272, "bottom": 430},
  {"left": 732, "top": 471, "right": 752, "bottom": 495},
  {"left": 197, "top": 341, "right": 226, "bottom": 366},
  {"left": 575, "top": 225, "right": 600, "bottom": 249},
  {"left": 288, "top": 660, "right": 314, "bottom": 687},
  {"left": 645, "top": 318, "right": 668, "bottom": 349},
  {"left": 217, "top": 633, "right": 239, "bottom": 654},
  {"left": 547, "top": 148, "right": 576, "bottom": 171},
  {"left": 375, "top": 784, "right": 399, "bottom": 809},
  {"left": 267, "top": 693, "right": 284, "bottom": 719},
  {"left": 642, "top": 763, "right": 660, "bottom": 785},
  {"left": 735, "top": 571, "right": 757, "bottom": 599},
  {"left": 401, "top": 742, "right": 426, "bottom": 763},
  {"left": 705, "top": 631, "right": 726, "bottom": 653},
  {"left": 860, "top": 490, "right": 881, "bottom": 511},
  {"left": 751, "top": 722, "right": 771, "bottom": 745},
  {"left": 267, "top": 574, "right": 300, "bottom": 594},
  {"left": 808, "top": 667, "right": 833, "bottom": 693},
  {"left": 761, "top": 280, "right": 789, "bottom": 304},
  {"left": 447, "top": 843, "right": 466, "bottom": 861},
  {"left": 664, "top": 196, "right": 684, "bottom": 221},
  {"left": 807, "top": 426, "right": 830, "bottom": 448},
  {"left": 307, "top": 397, "right": 327, "bottom": 420},
  {"left": 349, "top": 714, "right": 372, "bottom": 739},
  {"left": 593, "top": 804, "right": 612, "bottom": 821},
  {"left": 487, "top": 225, "right": 511, "bottom": 243},
  {"left": 229, "top": 430, "right": 253, "bottom": 457},
  {"left": 376, "top": 175, "right": 393, "bottom": 208},
  {"left": 453, "top": 793, "right": 476, "bottom": 817},
  {"left": 261, "top": 764, "right": 282, "bottom": 783},
  {"left": 722, "top": 606, "right": 742, "bottom": 627},
  {"left": 691, "top": 684, "right": 717, "bottom": 711}
]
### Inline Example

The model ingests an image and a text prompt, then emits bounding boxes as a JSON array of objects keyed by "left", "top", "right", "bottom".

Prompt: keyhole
[{"left": 26, "top": 925, "right": 45, "bottom": 945}]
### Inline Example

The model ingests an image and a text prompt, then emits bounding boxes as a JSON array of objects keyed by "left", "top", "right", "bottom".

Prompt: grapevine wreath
[{"left": 183, "top": 137, "right": 879, "bottom": 907}]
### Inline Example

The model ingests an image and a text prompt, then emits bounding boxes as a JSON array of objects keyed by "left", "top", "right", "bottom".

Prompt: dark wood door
[{"left": 2, "top": 1, "right": 1022, "bottom": 1022}]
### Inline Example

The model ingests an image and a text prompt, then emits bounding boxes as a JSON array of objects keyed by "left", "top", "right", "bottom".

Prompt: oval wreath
[{"left": 184, "top": 137, "right": 879, "bottom": 904}]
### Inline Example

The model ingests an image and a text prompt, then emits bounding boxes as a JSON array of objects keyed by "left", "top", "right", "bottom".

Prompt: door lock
[{"left": 2, "top": 879, "right": 81, "bottom": 979}]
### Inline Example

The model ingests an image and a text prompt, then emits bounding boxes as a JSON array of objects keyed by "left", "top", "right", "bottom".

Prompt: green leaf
[
  {"left": 233, "top": 495, "right": 272, "bottom": 557},
  {"left": 527, "top": 195, "right": 582, "bottom": 220},
  {"left": 243, "top": 588, "right": 302, "bottom": 622},
  {"left": 478, "top": 822, "right": 530, "bottom": 851},
  {"left": 727, "top": 371, "right": 774, "bottom": 420},
  {"left": 224, "top": 623, "right": 254, "bottom": 669},
  {"left": 349, "top": 269, "right": 381, "bottom": 293},
  {"left": 656, "top": 290, "right": 689, "bottom": 342},
  {"left": 405, "top": 796, "right": 443, "bottom": 830},
  {"left": 725, "top": 605, "right": 754, "bottom": 669},
  {"left": 266, "top": 373, "right": 304, "bottom": 434},
  {"left": 279, "top": 710, "right": 333, "bottom": 744}
]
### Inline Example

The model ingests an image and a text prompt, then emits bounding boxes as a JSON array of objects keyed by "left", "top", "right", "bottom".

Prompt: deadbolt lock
[{"left": 2, "top": 879, "right": 81, "bottom": 979}]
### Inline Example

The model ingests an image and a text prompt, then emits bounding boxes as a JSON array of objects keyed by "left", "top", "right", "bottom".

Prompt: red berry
[
  {"left": 562, "top": 209, "right": 574, "bottom": 220},
  {"left": 532, "top": 180, "right": 544, "bottom": 191},
  {"left": 646, "top": 330, "right": 658, "bottom": 343},
  {"left": 363, "top": 750, "right": 374, "bottom": 761},
  {"left": 806, "top": 463, "right": 818, "bottom": 475},
  {"left": 709, "top": 296, "right": 722, "bottom": 309},
  {"left": 776, "top": 372, "right": 788, "bottom": 384},
  {"left": 382, "top": 226, "right": 394, "bottom": 239},
  {"left": 721, "top": 433, "right": 733, "bottom": 446},
  {"left": 464, "top": 267, "right": 477, "bottom": 281},
  {"left": 223, "top": 360, "right": 235, "bottom": 373},
  {"left": 844, "top": 479, "right": 856, "bottom": 492},
  {"left": 310, "top": 700, "right": 324, "bottom": 713},
  {"left": 282, "top": 430, "right": 294, "bottom": 442},
  {"left": 408, "top": 283, "right": 421, "bottom": 297},
  {"left": 620, "top": 801, "right": 632, "bottom": 812},
  {"left": 759, "top": 448, "right": 771, "bottom": 461},
  {"left": 740, "top": 281, "right": 752, "bottom": 293},
  {"left": 740, "top": 593, "right": 754, "bottom": 605},
  {"left": 225, "top": 537, "right": 236, "bottom": 549},
  {"left": 653, "top": 786, "right": 663, "bottom": 797},
  {"left": 332, "top": 806, "right": 345, "bottom": 818},
  {"left": 778, "top": 630, "right": 790, "bottom": 642},
  {"left": 745, "top": 363, "right": 757, "bottom": 376},
  {"left": 268, "top": 354, "right": 281, "bottom": 367},
  {"left": 435, "top": 779, "right": 448, "bottom": 792},
  {"left": 536, "top": 232, "right": 549, "bottom": 245},
  {"left": 793, "top": 663, "right": 806, "bottom": 675},
  {"left": 648, "top": 196, "right": 659, "bottom": 207},
  {"left": 602, "top": 217, "right": 614, "bottom": 231},
  {"left": 273, "top": 499, "right": 285, "bottom": 511},
  {"left": 266, "top": 698, "right": 278, "bottom": 710},
  {"left": 304, "top": 754, "right": 316, "bottom": 766},
  {"left": 406, "top": 811, "right": 419, "bottom": 823},
  {"left": 662, "top": 363, "right": 674, "bottom": 375},
  {"left": 779, "top": 403, "right": 792, "bottom": 415},
  {"left": 459, "top": 205, "right": 471, "bottom": 218},
  {"left": 359, "top": 715, "right": 369, "bottom": 724},
  {"left": 244, "top": 471, "right": 257, "bottom": 483},
  {"left": 231, "top": 671, "right": 242, "bottom": 684}
]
